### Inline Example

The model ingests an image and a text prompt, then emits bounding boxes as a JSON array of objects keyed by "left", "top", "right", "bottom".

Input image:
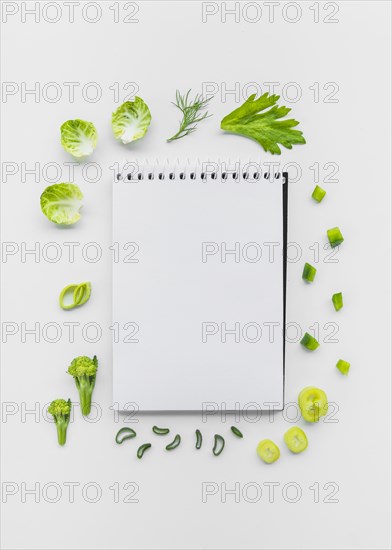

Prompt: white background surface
[{"left": 1, "top": 1, "right": 391, "bottom": 549}]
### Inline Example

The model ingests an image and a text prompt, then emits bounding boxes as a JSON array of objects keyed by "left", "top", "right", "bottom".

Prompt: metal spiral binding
[{"left": 115, "top": 160, "right": 285, "bottom": 183}]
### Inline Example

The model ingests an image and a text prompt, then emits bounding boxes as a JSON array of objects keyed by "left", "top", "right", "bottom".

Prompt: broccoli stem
[
  {"left": 77, "top": 376, "right": 95, "bottom": 416},
  {"left": 56, "top": 419, "right": 69, "bottom": 446}
]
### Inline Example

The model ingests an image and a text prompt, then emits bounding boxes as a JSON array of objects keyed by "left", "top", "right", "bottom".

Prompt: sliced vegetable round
[
  {"left": 284, "top": 427, "right": 308, "bottom": 454},
  {"left": 115, "top": 427, "right": 136, "bottom": 444},
  {"left": 300, "top": 332, "right": 320, "bottom": 351},
  {"left": 302, "top": 262, "right": 317, "bottom": 283},
  {"left": 212, "top": 434, "right": 225, "bottom": 456},
  {"left": 137, "top": 443, "right": 151, "bottom": 459},
  {"left": 336, "top": 359, "right": 350, "bottom": 376},
  {"left": 256, "top": 439, "right": 280, "bottom": 464},
  {"left": 152, "top": 425, "right": 170, "bottom": 435},
  {"left": 165, "top": 434, "right": 181, "bottom": 450},
  {"left": 327, "top": 226, "right": 344, "bottom": 248},
  {"left": 332, "top": 292, "right": 343, "bottom": 311},
  {"left": 298, "top": 386, "right": 328, "bottom": 422},
  {"left": 195, "top": 429, "right": 202, "bottom": 449},
  {"left": 59, "top": 284, "right": 79, "bottom": 310},
  {"left": 311, "top": 185, "right": 326, "bottom": 203},
  {"left": 59, "top": 282, "right": 91, "bottom": 310},
  {"left": 230, "top": 426, "right": 243, "bottom": 438}
]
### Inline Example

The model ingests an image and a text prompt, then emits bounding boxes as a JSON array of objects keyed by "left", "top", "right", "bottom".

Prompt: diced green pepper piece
[
  {"left": 298, "top": 386, "right": 328, "bottom": 422},
  {"left": 332, "top": 292, "right": 343, "bottom": 311},
  {"left": 302, "top": 262, "right": 317, "bottom": 282},
  {"left": 284, "top": 427, "right": 308, "bottom": 454},
  {"left": 311, "top": 185, "right": 326, "bottom": 203},
  {"left": 327, "top": 227, "right": 344, "bottom": 248},
  {"left": 256, "top": 439, "right": 280, "bottom": 464},
  {"left": 300, "top": 332, "right": 320, "bottom": 351},
  {"left": 336, "top": 359, "right": 350, "bottom": 376}
]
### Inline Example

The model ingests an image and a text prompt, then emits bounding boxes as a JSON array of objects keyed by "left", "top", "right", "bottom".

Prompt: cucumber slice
[
  {"left": 298, "top": 386, "right": 328, "bottom": 422},
  {"left": 300, "top": 332, "right": 320, "bottom": 351},
  {"left": 284, "top": 427, "right": 308, "bottom": 453},
  {"left": 336, "top": 359, "right": 350, "bottom": 375},
  {"left": 256, "top": 439, "right": 280, "bottom": 464},
  {"left": 312, "top": 185, "right": 326, "bottom": 203},
  {"left": 302, "top": 262, "right": 317, "bottom": 282},
  {"left": 332, "top": 292, "right": 343, "bottom": 311},
  {"left": 327, "top": 227, "right": 344, "bottom": 248}
]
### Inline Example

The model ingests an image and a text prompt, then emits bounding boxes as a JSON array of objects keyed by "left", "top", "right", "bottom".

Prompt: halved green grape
[
  {"left": 298, "top": 386, "right": 328, "bottom": 422},
  {"left": 336, "top": 359, "right": 350, "bottom": 376},
  {"left": 302, "top": 262, "right": 317, "bottom": 282},
  {"left": 256, "top": 439, "right": 280, "bottom": 464},
  {"left": 332, "top": 292, "right": 343, "bottom": 311},
  {"left": 300, "top": 332, "right": 320, "bottom": 351},
  {"left": 284, "top": 427, "right": 308, "bottom": 454},
  {"left": 311, "top": 185, "right": 326, "bottom": 203},
  {"left": 327, "top": 227, "right": 344, "bottom": 248}
]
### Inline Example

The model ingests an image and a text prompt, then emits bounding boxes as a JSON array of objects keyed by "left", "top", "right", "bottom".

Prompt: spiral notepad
[{"left": 113, "top": 161, "right": 288, "bottom": 411}]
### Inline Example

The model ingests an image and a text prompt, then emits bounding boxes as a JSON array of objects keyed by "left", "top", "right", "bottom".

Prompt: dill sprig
[{"left": 167, "top": 90, "right": 213, "bottom": 142}]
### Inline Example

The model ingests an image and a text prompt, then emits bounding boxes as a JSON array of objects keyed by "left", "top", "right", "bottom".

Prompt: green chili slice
[
  {"left": 195, "top": 429, "right": 202, "bottom": 449},
  {"left": 311, "top": 185, "right": 326, "bottom": 203},
  {"left": 332, "top": 292, "right": 343, "bottom": 311},
  {"left": 300, "top": 332, "right": 320, "bottom": 351},
  {"left": 165, "top": 434, "right": 181, "bottom": 450},
  {"left": 115, "top": 427, "right": 136, "bottom": 444},
  {"left": 73, "top": 282, "right": 91, "bottom": 306},
  {"left": 230, "top": 426, "right": 243, "bottom": 438},
  {"left": 137, "top": 443, "right": 151, "bottom": 459},
  {"left": 327, "top": 226, "right": 344, "bottom": 248},
  {"left": 213, "top": 434, "right": 225, "bottom": 456},
  {"left": 152, "top": 425, "right": 170, "bottom": 435},
  {"left": 302, "top": 262, "right": 317, "bottom": 283}
]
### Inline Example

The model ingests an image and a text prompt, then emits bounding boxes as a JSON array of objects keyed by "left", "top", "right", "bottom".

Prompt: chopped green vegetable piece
[
  {"left": 48, "top": 399, "right": 71, "bottom": 446},
  {"left": 165, "top": 434, "right": 181, "bottom": 450},
  {"left": 256, "top": 439, "right": 280, "bottom": 464},
  {"left": 332, "top": 292, "right": 343, "bottom": 311},
  {"left": 284, "top": 427, "right": 308, "bottom": 454},
  {"left": 112, "top": 98, "right": 151, "bottom": 144},
  {"left": 302, "top": 262, "right": 317, "bottom": 283},
  {"left": 327, "top": 227, "right": 344, "bottom": 248},
  {"left": 137, "top": 443, "right": 151, "bottom": 459},
  {"left": 298, "top": 386, "right": 328, "bottom": 422},
  {"left": 300, "top": 332, "right": 320, "bottom": 351},
  {"left": 336, "top": 359, "right": 350, "bottom": 376},
  {"left": 220, "top": 93, "right": 306, "bottom": 155},
  {"left": 60, "top": 119, "right": 98, "bottom": 158},
  {"left": 152, "top": 426, "right": 170, "bottom": 435},
  {"left": 167, "top": 90, "right": 212, "bottom": 142},
  {"left": 40, "top": 183, "right": 83, "bottom": 225},
  {"left": 230, "top": 426, "right": 243, "bottom": 438},
  {"left": 311, "top": 185, "right": 326, "bottom": 203},
  {"left": 212, "top": 434, "right": 225, "bottom": 456},
  {"left": 67, "top": 355, "right": 98, "bottom": 416},
  {"left": 59, "top": 282, "right": 91, "bottom": 310},
  {"left": 195, "top": 429, "right": 202, "bottom": 449},
  {"left": 115, "top": 427, "right": 136, "bottom": 444}
]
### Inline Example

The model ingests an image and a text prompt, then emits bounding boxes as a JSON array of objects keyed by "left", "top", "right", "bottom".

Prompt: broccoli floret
[
  {"left": 48, "top": 399, "right": 71, "bottom": 446},
  {"left": 67, "top": 355, "right": 98, "bottom": 416}
]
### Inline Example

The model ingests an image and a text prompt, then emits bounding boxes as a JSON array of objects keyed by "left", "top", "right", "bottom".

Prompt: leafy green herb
[
  {"left": 167, "top": 90, "right": 212, "bottom": 142},
  {"left": 220, "top": 93, "right": 306, "bottom": 154}
]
